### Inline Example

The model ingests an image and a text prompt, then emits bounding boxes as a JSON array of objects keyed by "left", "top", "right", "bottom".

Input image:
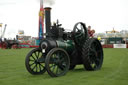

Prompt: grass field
[{"left": 0, "top": 48, "right": 128, "bottom": 85}]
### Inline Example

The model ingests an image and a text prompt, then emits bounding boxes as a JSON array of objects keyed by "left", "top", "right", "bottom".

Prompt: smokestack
[{"left": 44, "top": 7, "right": 51, "bottom": 36}]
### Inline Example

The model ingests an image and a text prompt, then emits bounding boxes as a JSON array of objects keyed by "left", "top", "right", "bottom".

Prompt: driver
[{"left": 88, "top": 26, "right": 95, "bottom": 37}]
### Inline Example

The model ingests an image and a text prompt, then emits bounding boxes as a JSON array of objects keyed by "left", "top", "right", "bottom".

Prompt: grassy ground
[{"left": 0, "top": 48, "right": 128, "bottom": 85}]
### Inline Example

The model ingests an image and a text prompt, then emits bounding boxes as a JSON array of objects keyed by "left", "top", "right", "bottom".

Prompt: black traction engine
[{"left": 25, "top": 7, "right": 103, "bottom": 77}]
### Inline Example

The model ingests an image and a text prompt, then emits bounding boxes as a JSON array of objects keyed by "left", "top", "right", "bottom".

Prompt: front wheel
[
  {"left": 45, "top": 48, "right": 70, "bottom": 77},
  {"left": 25, "top": 48, "right": 46, "bottom": 75}
]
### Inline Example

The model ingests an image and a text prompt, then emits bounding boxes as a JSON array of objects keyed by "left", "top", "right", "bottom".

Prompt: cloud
[
  {"left": 0, "top": 0, "right": 17, "bottom": 6},
  {"left": 0, "top": 2, "right": 16, "bottom": 6}
]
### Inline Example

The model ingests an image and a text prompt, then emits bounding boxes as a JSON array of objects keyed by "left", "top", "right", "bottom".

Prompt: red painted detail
[
  {"left": 12, "top": 44, "right": 19, "bottom": 49},
  {"left": 102, "top": 44, "right": 113, "bottom": 48},
  {"left": 30, "top": 46, "right": 39, "bottom": 48},
  {"left": 127, "top": 44, "right": 128, "bottom": 48},
  {"left": 1, "top": 42, "right": 7, "bottom": 49}
]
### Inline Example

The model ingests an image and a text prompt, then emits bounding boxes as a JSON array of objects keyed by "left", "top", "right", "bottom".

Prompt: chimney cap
[{"left": 44, "top": 7, "right": 51, "bottom": 11}]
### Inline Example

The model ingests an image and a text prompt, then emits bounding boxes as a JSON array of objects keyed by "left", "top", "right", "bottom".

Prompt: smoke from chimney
[
  {"left": 38, "top": 0, "right": 56, "bottom": 6},
  {"left": 44, "top": 0, "right": 56, "bottom": 6}
]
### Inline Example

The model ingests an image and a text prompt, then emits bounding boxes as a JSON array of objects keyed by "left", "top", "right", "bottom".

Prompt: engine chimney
[{"left": 44, "top": 7, "right": 51, "bottom": 37}]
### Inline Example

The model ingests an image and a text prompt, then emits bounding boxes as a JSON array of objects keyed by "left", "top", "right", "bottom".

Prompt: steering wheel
[{"left": 72, "top": 22, "right": 88, "bottom": 46}]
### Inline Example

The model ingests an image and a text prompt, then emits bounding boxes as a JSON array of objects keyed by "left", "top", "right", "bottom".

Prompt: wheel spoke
[
  {"left": 37, "top": 52, "right": 40, "bottom": 57},
  {"left": 31, "top": 55, "right": 36, "bottom": 60},
  {"left": 32, "top": 64, "right": 37, "bottom": 71},
  {"left": 39, "top": 63, "right": 42, "bottom": 71},
  {"left": 29, "top": 59, "right": 35, "bottom": 61},
  {"left": 34, "top": 52, "right": 39, "bottom": 59},
  {"left": 39, "top": 63, "right": 45, "bottom": 68},
  {"left": 50, "top": 64, "right": 55, "bottom": 68},
  {"left": 56, "top": 66, "right": 59, "bottom": 74},
  {"left": 52, "top": 64, "right": 56, "bottom": 72},
  {"left": 30, "top": 62, "right": 35, "bottom": 66},
  {"left": 76, "top": 27, "right": 81, "bottom": 32},
  {"left": 60, "top": 63, "right": 66, "bottom": 71},
  {"left": 36, "top": 64, "right": 37, "bottom": 72},
  {"left": 50, "top": 54, "right": 56, "bottom": 63},
  {"left": 60, "top": 58, "right": 65, "bottom": 62}
]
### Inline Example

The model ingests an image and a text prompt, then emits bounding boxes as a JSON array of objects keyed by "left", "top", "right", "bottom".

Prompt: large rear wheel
[{"left": 82, "top": 38, "right": 103, "bottom": 71}]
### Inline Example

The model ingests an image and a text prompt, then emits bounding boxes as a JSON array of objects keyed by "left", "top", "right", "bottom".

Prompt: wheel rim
[
  {"left": 45, "top": 48, "right": 70, "bottom": 77},
  {"left": 89, "top": 40, "right": 103, "bottom": 69},
  {"left": 25, "top": 48, "right": 46, "bottom": 74}
]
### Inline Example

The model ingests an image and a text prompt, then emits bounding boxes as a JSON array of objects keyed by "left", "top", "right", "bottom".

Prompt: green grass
[{"left": 0, "top": 48, "right": 128, "bottom": 85}]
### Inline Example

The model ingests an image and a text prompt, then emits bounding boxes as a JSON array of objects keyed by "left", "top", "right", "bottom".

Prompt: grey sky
[{"left": 0, "top": 0, "right": 128, "bottom": 38}]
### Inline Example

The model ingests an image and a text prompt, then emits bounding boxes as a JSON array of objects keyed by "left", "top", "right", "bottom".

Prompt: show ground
[{"left": 0, "top": 48, "right": 128, "bottom": 85}]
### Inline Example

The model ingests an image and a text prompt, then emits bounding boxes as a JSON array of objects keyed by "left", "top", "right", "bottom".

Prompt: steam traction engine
[{"left": 25, "top": 7, "right": 103, "bottom": 77}]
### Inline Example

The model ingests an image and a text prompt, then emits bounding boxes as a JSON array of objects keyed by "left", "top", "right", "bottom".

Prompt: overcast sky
[{"left": 0, "top": 0, "right": 128, "bottom": 38}]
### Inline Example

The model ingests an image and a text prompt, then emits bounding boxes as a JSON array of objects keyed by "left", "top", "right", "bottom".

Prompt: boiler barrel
[
  {"left": 40, "top": 39, "right": 75, "bottom": 53},
  {"left": 56, "top": 40, "right": 75, "bottom": 53}
]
